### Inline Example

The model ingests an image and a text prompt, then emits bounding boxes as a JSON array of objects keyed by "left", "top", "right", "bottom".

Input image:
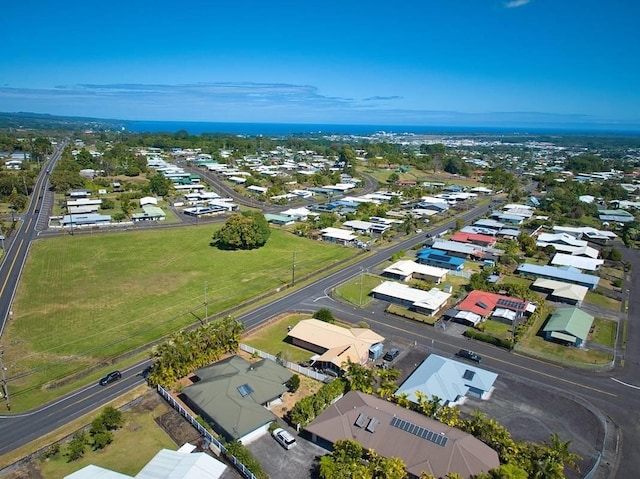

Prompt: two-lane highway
[{"left": 0, "top": 143, "right": 65, "bottom": 337}]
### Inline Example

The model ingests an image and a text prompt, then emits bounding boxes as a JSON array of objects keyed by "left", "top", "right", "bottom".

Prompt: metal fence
[
  {"left": 156, "top": 385, "right": 257, "bottom": 479},
  {"left": 239, "top": 343, "right": 330, "bottom": 382},
  {"left": 449, "top": 269, "right": 472, "bottom": 279}
]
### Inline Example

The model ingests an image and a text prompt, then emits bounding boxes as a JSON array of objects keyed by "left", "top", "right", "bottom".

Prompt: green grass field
[
  {"left": 38, "top": 396, "right": 176, "bottom": 478},
  {"left": 2, "top": 226, "right": 355, "bottom": 410},
  {"left": 333, "top": 273, "right": 385, "bottom": 306},
  {"left": 590, "top": 318, "right": 617, "bottom": 347},
  {"left": 585, "top": 291, "right": 621, "bottom": 310}
]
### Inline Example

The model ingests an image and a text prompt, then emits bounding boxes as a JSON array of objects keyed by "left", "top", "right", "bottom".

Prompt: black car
[
  {"left": 383, "top": 348, "right": 400, "bottom": 362},
  {"left": 99, "top": 370, "right": 122, "bottom": 386},
  {"left": 455, "top": 349, "right": 482, "bottom": 363}
]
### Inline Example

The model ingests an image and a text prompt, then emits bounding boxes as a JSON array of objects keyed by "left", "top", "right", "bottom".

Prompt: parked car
[
  {"left": 383, "top": 348, "right": 400, "bottom": 362},
  {"left": 455, "top": 349, "right": 482, "bottom": 363},
  {"left": 99, "top": 370, "right": 122, "bottom": 386},
  {"left": 272, "top": 427, "right": 297, "bottom": 450}
]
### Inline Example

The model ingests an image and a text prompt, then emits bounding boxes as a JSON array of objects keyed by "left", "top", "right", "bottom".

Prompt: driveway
[{"left": 248, "top": 424, "right": 328, "bottom": 479}]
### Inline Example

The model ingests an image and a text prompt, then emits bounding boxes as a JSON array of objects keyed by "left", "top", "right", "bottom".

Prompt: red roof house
[{"left": 450, "top": 232, "right": 497, "bottom": 248}]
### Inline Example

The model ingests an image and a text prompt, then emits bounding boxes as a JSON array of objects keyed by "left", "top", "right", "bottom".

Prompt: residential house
[
  {"left": 455, "top": 290, "right": 532, "bottom": 325},
  {"left": 320, "top": 227, "right": 357, "bottom": 245},
  {"left": 542, "top": 307, "right": 595, "bottom": 347},
  {"left": 181, "top": 356, "right": 292, "bottom": 443},
  {"left": 598, "top": 209, "right": 635, "bottom": 223},
  {"left": 396, "top": 354, "right": 498, "bottom": 405},
  {"left": 531, "top": 278, "right": 588, "bottom": 306},
  {"left": 382, "top": 260, "right": 448, "bottom": 284},
  {"left": 517, "top": 263, "right": 600, "bottom": 290},
  {"left": 416, "top": 249, "right": 465, "bottom": 271},
  {"left": 65, "top": 445, "right": 227, "bottom": 479},
  {"left": 371, "top": 281, "right": 451, "bottom": 316},
  {"left": 450, "top": 232, "right": 497, "bottom": 248},
  {"left": 61, "top": 214, "right": 112, "bottom": 227},
  {"left": 305, "top": 391, "right": 500, "bottom": 479},
  {"left": 431, "top": 239, "right": 487, "bottom": 260},
  {"left": 287, "top": 318, "right": 384, "bottom": 371},
  {"left": 551, "top": 253, "right": 604, "bottom": 272}
]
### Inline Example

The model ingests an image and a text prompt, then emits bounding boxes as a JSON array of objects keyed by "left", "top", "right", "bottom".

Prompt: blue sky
[{"left": 1, "top": 0, "right": 639, "bottom": 129}]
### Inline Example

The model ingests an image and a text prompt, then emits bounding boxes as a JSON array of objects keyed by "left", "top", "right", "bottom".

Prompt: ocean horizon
[{"left": 123, "top": 120, "right": 640, "bottom": 137}]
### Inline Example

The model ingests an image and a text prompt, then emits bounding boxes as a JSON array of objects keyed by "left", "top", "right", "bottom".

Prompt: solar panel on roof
[
  {"left": 463, "top": 369, "right": 476, "bottom": 380},
  {"left": 476, "top": 301, "right": 489, "bottom": 309},
  {"left": 389, "top": 417, "right": 448, "bottom": 447}
]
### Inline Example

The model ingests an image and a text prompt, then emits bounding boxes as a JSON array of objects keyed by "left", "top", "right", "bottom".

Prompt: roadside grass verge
[
  {"left": 585, "top": 291, "right": 621, "bottom": 310},
  {"left": 589, "top": 318, "right": 617, "bottom": 347},
  {"left": 333, "top": 273, "right": 385, "bottom": 307},
  {"left": 1, "top": 227, "right": 355, "bottom": 411}
]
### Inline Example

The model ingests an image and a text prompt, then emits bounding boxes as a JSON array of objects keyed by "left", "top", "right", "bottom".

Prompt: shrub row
[
  {"left": 287, "top": 378, "right": 346, "bottom": 428},
  {"left": 463, "top": 328, "right": 512, "bottom": 349}
]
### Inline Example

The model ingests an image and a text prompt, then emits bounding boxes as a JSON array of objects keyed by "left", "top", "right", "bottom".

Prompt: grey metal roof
[{"left": 182, "top": 356, "right": 291, "bottom": 440}]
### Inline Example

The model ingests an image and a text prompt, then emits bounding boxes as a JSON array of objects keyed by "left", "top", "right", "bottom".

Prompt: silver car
[{"left": 272, "top": 427, "right": 297, "bottom": 450}]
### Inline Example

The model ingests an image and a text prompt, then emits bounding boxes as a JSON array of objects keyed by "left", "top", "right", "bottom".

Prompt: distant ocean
[{"left": 124, "top": 121, "right": 635, "bottom": 136}]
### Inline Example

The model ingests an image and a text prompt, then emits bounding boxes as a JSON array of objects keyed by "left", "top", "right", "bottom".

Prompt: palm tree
[{"left": 546, "top": 433, "right": 581, "bottom": 473}]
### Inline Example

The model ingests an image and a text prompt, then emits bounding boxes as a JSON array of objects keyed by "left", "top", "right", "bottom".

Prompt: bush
[
  {"left": 286, "top": 374, "right": 301, "bottom": 393},
  {"left": 225, "top": 440, "right": 269, "bottom": 479},
  {"left": 65, "top": 432, "right": 87, "bottom": 462},
  {"left": 313, "top": 307, "right": 335, "bottom": 324},
  {"left": 100, "top": 406, "right": 123, "bottom": 430},
  {"left": 43, "top": 444, "right": 61, "bottom": 459},
  {"left": 463, "top": 329, "right": 512, "bottom": 349}
]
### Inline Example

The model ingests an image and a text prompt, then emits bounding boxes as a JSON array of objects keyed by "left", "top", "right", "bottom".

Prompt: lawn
[
  {"left": 37, "top": 394, "right": 177, "bottom": 478},
  {"left": 590, "top": 318, "right": 617, "bottom": 347},
  {"left": 1, "top": 227, "right": 356, "bottom": 411},
  {"left": 499, "top": 275, "right": 533, "bottom": 288},
  {"left": 333, "top": 273, "right": 386, "bottom": 306},
  {"left": 243, "top": 313, "right": 315, "bottom": 363},
  {"left": 585, "top": 291, "right": 621, "bottom": 311}
]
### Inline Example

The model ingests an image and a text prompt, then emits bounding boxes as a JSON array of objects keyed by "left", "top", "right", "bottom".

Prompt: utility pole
[
  {"left": 0, "top": 350, "right": 10, "bottom": 411},
  {"left": 204, "top": 281, "right": 208, "bottom": 319},
  {"left": 291, "top": 252, "right": 296, "bottom": 286},
  {"left": 359, "top": 268, "right": 364, "bottom": 306}
]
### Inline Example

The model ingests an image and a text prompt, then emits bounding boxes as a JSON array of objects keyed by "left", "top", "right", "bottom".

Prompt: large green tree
[{"left": 212, "top": 211, "right": 270, "bottom": 250}]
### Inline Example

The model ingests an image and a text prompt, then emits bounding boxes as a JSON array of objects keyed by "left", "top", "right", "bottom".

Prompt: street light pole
[
  {"left": 291, "top": 252, "right": 296, "bottom": 286},
  {"left": 204, "top": 281, "right": 208, "bottom": 319},
  {"left": 0, "top": 350, "right": 10, "bottom": 410}
]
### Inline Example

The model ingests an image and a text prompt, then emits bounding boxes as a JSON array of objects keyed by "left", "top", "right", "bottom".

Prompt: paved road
[{"left": 0, "top": 143, "right": 65, "bottom": 337}]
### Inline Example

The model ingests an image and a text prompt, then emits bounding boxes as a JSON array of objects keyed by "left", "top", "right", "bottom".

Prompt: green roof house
[
  {"left": 181, "top": 355, "right": 292, "bottom": 443},
  {"left": 542, "top": 307, "right": 594, "bottom": 347}
]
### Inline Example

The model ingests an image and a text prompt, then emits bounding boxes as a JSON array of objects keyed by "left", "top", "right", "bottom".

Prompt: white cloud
[{"left": 504, "top": 0, "right": 530, "bottom": 8}]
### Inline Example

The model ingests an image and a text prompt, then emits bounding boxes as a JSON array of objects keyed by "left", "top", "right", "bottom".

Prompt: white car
[{"left": 272, "top": 427, "right": 297, "bottom": 450}]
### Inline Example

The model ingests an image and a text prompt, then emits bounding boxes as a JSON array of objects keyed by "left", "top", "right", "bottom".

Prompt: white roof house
[
  {"left": 383, "top": 260, "right": 448, "bottom": 284},
  {"left": 536, "top": 241, "right": 600, "bottom": 259},
  {"left": 320, "top": 227, "right": 357, "bottom": 242},
  {"left": 64, "top": 447, "right": 227, "bottom": 479},
  {"left": 551, "top": 253, "right": 604, "bottom": 271},
  {"left": 372, "top": 281, "right": 451, "bottom": 316},
  {"left": 537, "top": 232, "right": 588, "bottom": 248},
  {"left": 140, "top": 196, "right": 158, "bottom": 206}
]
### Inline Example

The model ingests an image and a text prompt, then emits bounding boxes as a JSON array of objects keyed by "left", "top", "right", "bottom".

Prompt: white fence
[
  {"left": 156, "top": 385, "right": 257, "bottom": 479},
  {"left": 239, "top": 343, "right": 330, "bottom": 382}
]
